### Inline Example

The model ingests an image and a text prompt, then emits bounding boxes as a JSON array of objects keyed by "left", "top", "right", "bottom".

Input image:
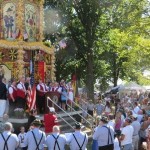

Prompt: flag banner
[
  {"left": 38, "top": 61, "right": 45, "bottom": 82},
  {"left": 27, "top": 86, "right": 36, "bottom": 111}
]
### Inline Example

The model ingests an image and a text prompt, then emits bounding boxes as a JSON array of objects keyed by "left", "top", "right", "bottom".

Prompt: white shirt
[
  {"left": 8, "top": 86, "right": 17, "bottom": 94},
  {"left": 67, "top": 131, "right": 88, "bottom": 150},
  {"left": 18, "top": 132, "right": 27, "bottom": 148},
  {"left": 24, "top": 128, "right": 46, "bottom": 150},
  {"left": 46, "top": 133, "right": 67, "bottom": 150},
  {"left": 114, "top": 137, "right": 120, "bottom": 150},
  {"left": 108, "top": 120, "right": 115, "bottom": 129},
  {"left": 37, "top": 83, "right": 48, "bottom": 92},
  {"left": 93, "top": 125, "right": 114, "bottom": 147},
  {"left": 133, "top": 106, "right": 140, "bottom": 114},
  {"left": 121, "top": 125, "right": 134, "bottom": 146},
  {"left": 0, "top": 131, "right": 19, "bottom": 150},
  {"left": 131, "top": 120, "right": 141, "bottom": 136},
  {"left": 17, "top": 82, "right": 26, "bottom": 91}
]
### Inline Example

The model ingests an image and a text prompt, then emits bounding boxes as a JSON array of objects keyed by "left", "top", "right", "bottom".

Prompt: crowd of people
[{"left": 1, "top": 74, "right": 150, "bottom": 149}]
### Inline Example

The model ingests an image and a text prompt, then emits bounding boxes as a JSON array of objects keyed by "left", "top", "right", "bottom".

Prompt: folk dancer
[
  {"left": 46, "top": 125, "right": 67, "bottom": 150},
  {"left": 36, "top": 79, "right": 48, "bottom": 114},
  {"left": 17, "top": 76, "right": 27, "bottom": 109},
  {"left": 67, "top": 122, "right": 88, "bottom": 150},
  {"left": 8, "top": 78, "right": 17, "bottom": 117},
  {"left": 24, "top": 119, "right": 46, "bottom": 150},
  {"left": 0, "top": 122, "right": 19, "bottom": 150}
]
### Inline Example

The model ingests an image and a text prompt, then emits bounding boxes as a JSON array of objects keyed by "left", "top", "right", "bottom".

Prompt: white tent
[{"left": 119, "top": 82, "right": 146, "bottom": 98}]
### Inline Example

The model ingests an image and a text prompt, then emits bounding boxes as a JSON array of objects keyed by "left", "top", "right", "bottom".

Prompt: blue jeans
[{"left": 121, "top": 143, "right": 132, "bottom": 150}]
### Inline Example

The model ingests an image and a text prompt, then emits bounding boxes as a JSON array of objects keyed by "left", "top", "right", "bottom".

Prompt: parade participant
[
  {"left": 36, "top": 79, "right": 48, "bottom": 114},
  {"left": 24, "top": 119, "right": 46, "bottom": 150},
  {"left": 44, "top": 107, "right": 58, "bottom": 133},
  {"left": 0, "top": 77, "right": 7, "bottom": 117},
  {"left": 27, "top": 109, "right": 37, "bottom": 130},
  {"left": 119, "top": 118, "right": 134, "bottom": 150},
  {"left": 18, "top": 126, "right": 27, "bottom": 150},
  {"left": 8, "top": 78, "right": 17, "bottom": 116},
  {"left": 0, "top": 122, "right": 19, "bottom": 150},
  {"left": 67, "top": 122, "right": 88, "bottom": 150},
  {"left": 17, "top": 76, "right": 27, "bottom": 109},
  {"left": 46, "top": 125, "right": 67, "bottom": 150},
  {"left": 95, "top": 100, "right": 105, "bottom": 116},
  {"left": 93, "top": 115, "right": 114, "bottom": 150},
  {"left": 131, "top": 114, "right": 141, "bottom": 150}
]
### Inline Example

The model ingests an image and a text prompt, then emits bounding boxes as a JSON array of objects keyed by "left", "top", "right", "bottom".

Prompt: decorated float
[{"left": 0, "top": 0, "right": 55, "bottom": 82}]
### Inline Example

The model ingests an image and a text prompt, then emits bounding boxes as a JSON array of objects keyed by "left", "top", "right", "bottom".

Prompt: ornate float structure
[{"left": 0, "top": 0, "right": 55, "bottom": 82}]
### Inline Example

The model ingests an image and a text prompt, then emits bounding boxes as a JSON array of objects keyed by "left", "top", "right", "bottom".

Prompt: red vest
[
  {"left": 37, "top": 84, "right": 45, "bottom": 96},
  {"left": 8, "top": 86, "right": 17, "bottom": 101},
  {"left": 17, "top": 83, "right": 26, "bottom": 99}
]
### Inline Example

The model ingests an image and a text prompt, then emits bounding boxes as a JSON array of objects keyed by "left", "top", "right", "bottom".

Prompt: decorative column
[
  {"left": 39, "top": 0, "right": 44, "bottom": 42},
  {"left": 16, "top": 0, "right": 24, "bottom": 41}
]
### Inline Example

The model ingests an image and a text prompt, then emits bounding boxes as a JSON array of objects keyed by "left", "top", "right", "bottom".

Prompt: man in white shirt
[
  {"left": 0, "top": 122, "right": 19, "bottom": 150},
  {"left": 46, "top": 125, "right": 67, "bottom": 150},
  {"left": 119, "top": 118, "right": 134, "bottom": 150},
  {"left": 93, "top": 115, "right": 114, "bottom": 150},
  {"left": 131, "top": 114, "right": 141, "bottom": 150},
  {"left": 24, "top": 119, "right": 46, "bottom": 150},
  {"left": 36, "top": 79, "right": 48, "bottom": 113},
  {"left": 17, "top": 76, "right": 26, "bottom": 108},
  {"left": 67, "top": 122, "right": 88, "bottom": 150}
]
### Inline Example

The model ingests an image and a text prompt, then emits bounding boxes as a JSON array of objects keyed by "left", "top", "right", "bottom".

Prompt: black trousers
[
  {"left": 99, "top": 144, "right": 114, "bottom": 150},
  {"left": 9, "top": 100, "right": 16, "bottom": 116},
  {"left": 17, "top": 97, "right": 26, "bottom": 109},
  {"left": 37, "top": 95, "right": 45, "bottom": 114}
]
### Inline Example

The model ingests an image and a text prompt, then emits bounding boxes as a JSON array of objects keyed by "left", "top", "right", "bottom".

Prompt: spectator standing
[
  {"left": 67, "top": 122, "right": 88, "bottom": 150},
  {"left": 87, "top": 100, "right": 95, "bottom": 117},
  {"left": 93, "top": 115, "right": 114, "bottom": 150},
  {"left": 119, "top": 118, "right": 134, "bottom": 150},
  {"left": 46, "top": 125, "right": 67, "bottom": 150},
  {"left": 131, "top": 114, "right": 141, "bottom": 150},
  {"left": 0, "top": 114, "right": 9, "bottom": 133},
  {"left": 24, "top": 119, "right": 46, "bottom": 150},
  {"left": 0, "top": 122, "right": 19, "bottom": 150},
  {"left": 95, "top": 100, "right": 105, "bottom": 116}
]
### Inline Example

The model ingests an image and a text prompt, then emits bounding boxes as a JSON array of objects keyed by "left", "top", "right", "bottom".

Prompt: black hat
[
  {"left": 31, "top": 119, "right": 42, "bottom": 126},
  {"left": 75, "top": 122, "right": 81, "bottom": 129},
  {"left": 100, "top": 116, "right": 108, "bottom": 123}
]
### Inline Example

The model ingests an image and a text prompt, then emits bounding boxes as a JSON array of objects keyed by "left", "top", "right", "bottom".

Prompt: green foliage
[{"left": 44, "top": 0, "right": 150, "bottom": 93}]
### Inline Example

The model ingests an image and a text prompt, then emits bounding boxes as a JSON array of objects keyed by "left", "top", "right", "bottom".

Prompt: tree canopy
[{"left": 44, "top": 0, "right": 150, "bottom": 97}]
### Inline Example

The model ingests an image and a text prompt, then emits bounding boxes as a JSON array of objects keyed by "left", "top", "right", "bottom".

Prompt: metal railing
[
  {"left": 47, "top": 97, "right": 76, "bottom": 130},
  {"left": 66, "top": 101, "right": 93, "bottom": 128}
]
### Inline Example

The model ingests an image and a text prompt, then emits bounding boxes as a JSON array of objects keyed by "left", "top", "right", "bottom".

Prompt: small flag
[{"left": 59, "top": 39, "right": 67, "bottom": 49}]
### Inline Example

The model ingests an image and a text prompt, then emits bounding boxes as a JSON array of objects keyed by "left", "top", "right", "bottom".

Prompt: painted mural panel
[
  {"left": 25, "top": 4, "right": 37, "bottom": 41},
  {"left": 3, "top": 3, "right": 16, "bottom": 40}
]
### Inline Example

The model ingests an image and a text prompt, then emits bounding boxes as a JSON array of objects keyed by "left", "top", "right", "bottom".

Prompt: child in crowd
[{"left": 18, "top": 126, "right": 27, "bottom": 150}]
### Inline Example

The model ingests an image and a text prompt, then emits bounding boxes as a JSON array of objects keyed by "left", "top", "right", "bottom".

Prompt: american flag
[{"left": 27, "top": 86, "right": 36, "bottom": 111}]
